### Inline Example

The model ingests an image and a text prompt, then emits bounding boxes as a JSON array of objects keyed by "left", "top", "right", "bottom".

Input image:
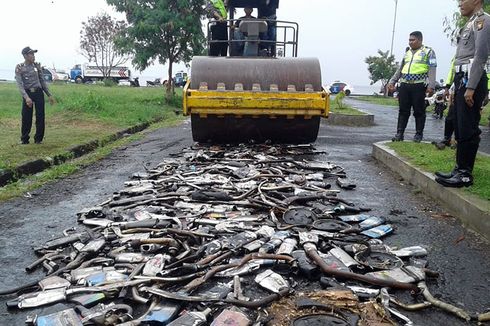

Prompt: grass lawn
[
  {"left": 0, "top": 83, "right": 184, "bottom": 170},
  {"left": 482, "top": 104, "right": 490, "bottom": 127},
  {"left": 330, "top": 95, "right": 366, "bottom": 116},
  {"left": 354, "top": 95, "right": 399, "bottom": 107},
  {"left": 388, "top": 142, "right": 490, "bottom": 200},
  {"left": 330, "top": 104, "right": 366, "bottom": 116}
]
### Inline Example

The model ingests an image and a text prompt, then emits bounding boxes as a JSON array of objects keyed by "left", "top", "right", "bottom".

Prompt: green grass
[
  {"left": 0, "top": 130, "right": 144, "bottom": 201},
  {"left": 481, "top": 104, "right": 490, "bottom": 127},
  {"left": 0, "top": 83, "right": 184, "bottom": 170},
  {"left": 354, "top": 95, "right": 399, "bottom": 107},
  {"left": 388, "top": 142, "right": 490, "bottom": 200},
  {"left": 330, "top": 94, "right": 365, "bottom": 116},
  {"left": 330, "top": 104, "right": 366, "bottom": 116}
]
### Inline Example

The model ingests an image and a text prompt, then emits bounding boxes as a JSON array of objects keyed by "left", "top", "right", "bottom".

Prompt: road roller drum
[{"left": 183, "top": 57, "right": 329, "bottom": 144}]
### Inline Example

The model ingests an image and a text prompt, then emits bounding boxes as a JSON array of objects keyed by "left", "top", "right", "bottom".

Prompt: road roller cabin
[{"left": 183, "top": 0, "right": 330, "bottom": 144}]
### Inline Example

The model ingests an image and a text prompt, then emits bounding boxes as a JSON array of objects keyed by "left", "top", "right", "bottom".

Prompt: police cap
[{"left": 21, "top": 47, "right": 38, "bottom": 56}]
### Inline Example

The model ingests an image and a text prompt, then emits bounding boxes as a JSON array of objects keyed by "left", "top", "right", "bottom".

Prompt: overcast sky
[{"left": 0, "top": 0, "right": 458, "bottom": 85}]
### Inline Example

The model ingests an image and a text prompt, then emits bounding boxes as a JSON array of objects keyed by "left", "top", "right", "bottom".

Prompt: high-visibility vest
[
  {"left": 210, "top": 0, "right": 227, "bottom": 19},
  {"left": 401, "top": 46, "right": 433, "bottom": 76},
  {"left": 446, "top": 58, "right": 455, "bottom": 86}
]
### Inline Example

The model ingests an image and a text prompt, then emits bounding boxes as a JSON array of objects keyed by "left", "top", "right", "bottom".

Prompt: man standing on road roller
[
  {"left": 435, "top": 0, "right": 490, "bottom": 188},
  {"left": 15, "top": 47, "right": 55, "bottom": 145},
  {"left": 206, "top": 0, "right": 229, "bottom": 56},
  {"left": 388, "top": 31, "right": 437, "bottom": 143}
]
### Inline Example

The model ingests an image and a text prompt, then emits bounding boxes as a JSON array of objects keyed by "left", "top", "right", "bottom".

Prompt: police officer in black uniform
[
  {"left": 15, "top": 47, "right": 55, "bottom": 144},
  {"left": 436, "top": 0, "right": 490, "bottom": 187}
]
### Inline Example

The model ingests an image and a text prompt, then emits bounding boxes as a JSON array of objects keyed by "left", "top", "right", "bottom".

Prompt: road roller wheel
[{"left": 191, "top": 115, "right": 320, "bottom": 144}]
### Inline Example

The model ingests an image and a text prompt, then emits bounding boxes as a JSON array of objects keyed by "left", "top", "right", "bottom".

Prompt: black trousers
[
  {"left": 453, "top": 72, "right": 488, "bottom": 171},
  {"left": 209, "top": 22, "right": 228, "bottom": 57},
  {"left": 444, "top": 103, "right": 455, "bottom": 140},
  {"left": 398, "top": 83, "right": 427, "bottom": 119},
  {"left": 21, "top": 88, "right": 45, "bottom": 143}
]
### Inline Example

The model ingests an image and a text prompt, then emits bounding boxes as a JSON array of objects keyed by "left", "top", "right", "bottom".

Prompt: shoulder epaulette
[{"left": 15, "top": 63, "right": 24, "bottom": 73}]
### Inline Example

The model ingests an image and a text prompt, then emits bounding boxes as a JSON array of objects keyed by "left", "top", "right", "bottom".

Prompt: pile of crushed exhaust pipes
[{"left": 2, "top": 144, "right": 489, "bottom": 325}]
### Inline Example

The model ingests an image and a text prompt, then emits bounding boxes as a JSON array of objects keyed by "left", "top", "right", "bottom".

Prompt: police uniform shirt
[
  {"left": 15, "top": 62, "right": 51, "bottom": 99},
  {"left": 455, "top": 9, "right": 490, "bottom": 90},
  {"left": 390, "top": 46, "right": 437, "bottom": 89}
]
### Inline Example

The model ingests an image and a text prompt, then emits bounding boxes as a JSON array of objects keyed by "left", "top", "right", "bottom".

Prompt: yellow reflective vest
[
  {"left": 401, "top": 46, "right": 434, "bottom": 81},
  {"left": 210, "top": 0, "right": 227, "bottom": 19},
  {"left": 446, "top": 58, "right": 455, "bottom": 87}
]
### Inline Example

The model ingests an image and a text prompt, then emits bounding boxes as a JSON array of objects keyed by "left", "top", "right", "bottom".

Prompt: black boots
[
  {"left": 392, "top": 115, "right": 426, "bottom": 142},
  {"left": 435, "top": 142, "right": 479, "bottom": 188},
  {"left": 392, "top": 114, "right": 409, "bottom": 142},
  {"left": 435, "top": 170, "right": 473, "bottom": 188},
  {"left": 392, "top": 133, "right": 404, "bottom": 142},
  {"left": 432, "top": 137, "right": 451, "bottom": 150},
  {"left": 413, "top": 133, "right": 423, "bottom": 143},
  {"left": 435, "top": 166, "right": 458, "bottom": 179},
  {"left": 413, "top": 115, "right": 426, "bottom": 143}
]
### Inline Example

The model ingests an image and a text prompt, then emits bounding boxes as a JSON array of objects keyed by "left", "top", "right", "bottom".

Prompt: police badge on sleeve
[{"left": 476, "top": 19, "right": 484, "bottom": 31}]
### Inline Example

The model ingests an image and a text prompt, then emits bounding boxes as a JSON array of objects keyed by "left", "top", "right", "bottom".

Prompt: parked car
[
  {"left": 328, "top": 81, "right": 354, "bottom": 96},
  {"left": 42, "top": 67, "right": 69, "bottom": 82}
]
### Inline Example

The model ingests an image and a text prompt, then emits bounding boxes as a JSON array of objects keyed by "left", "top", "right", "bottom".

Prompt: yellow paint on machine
[{"left": 183, "top": 80, "right": 330, "bottom": 118}]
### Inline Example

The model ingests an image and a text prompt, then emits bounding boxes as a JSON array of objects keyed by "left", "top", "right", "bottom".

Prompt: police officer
[
  {"left": 15, "top": 47, "right": 55, "bottom": 145},
  {"left": 434, "top": 58, "right": 456, "bottom": 149},
  {"left": 388, "top": 31, "right": 437, "bottom": 142},
  {"left": 206, "top": 0, "right": 228, "bottom": 56},
  {"left": 436, "top": 0, "right": 490, "bottom": 188}
]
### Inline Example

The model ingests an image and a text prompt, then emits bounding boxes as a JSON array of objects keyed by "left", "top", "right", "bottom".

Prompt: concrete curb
[
  {"left": 372, "top": 141, "right": 490, "bottom": 241},
  {"left": 325, "top": 109, "right": 375, "bottom": 127},
  {"left": 0, "top": 119, "right": 160, "bottom": 187}
]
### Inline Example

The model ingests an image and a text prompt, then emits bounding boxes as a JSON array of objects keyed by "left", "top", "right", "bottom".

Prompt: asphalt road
[{"left": 0, "top": 105, "right": 489, "bottom": 325}]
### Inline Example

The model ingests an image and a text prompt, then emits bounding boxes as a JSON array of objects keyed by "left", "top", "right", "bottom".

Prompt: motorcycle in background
[{"left": 425, "top": 87, "right": 447, "bottom": 120}]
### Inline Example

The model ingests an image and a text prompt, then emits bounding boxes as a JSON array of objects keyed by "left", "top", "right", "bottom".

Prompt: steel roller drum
[
  {"left": 190, "top": 56, "right": 323, "bottom": 91},
  {"left": 191, "top": 115, "right": 320, "bottom": 144},
  {"left": 189, "top": 56, "right": 324, "bottom": 144}
]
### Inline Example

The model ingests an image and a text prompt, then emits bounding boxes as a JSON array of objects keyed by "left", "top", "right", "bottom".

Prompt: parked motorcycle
[
  {"left": 146, "top": 78, "right": 162, "bottom": 87},
  {"left": 432, "top": 89, "right": 447, "bottom": 119},
  {"left": 425, "top": 88, "right": 447, "bottom": 120}
]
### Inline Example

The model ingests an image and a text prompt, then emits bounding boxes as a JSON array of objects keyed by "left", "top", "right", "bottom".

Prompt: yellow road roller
[{"left": 183, "top": 0, "right": 329, "bottom": 144}]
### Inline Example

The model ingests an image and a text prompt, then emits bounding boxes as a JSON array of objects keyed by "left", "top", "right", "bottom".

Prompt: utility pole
[{"left": 390, "top": 0, "right": 399, "bottom": 57}]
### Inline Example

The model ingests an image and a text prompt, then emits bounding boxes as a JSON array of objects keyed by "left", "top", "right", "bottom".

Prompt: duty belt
[
  {"left": 26, "top": 87, "right": 41, "bottom": 93},
  {"left": 454, "top": 64, "right": 470, "bottom": 73}
]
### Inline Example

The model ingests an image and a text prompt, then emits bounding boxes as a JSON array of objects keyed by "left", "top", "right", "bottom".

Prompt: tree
[
  {"left": 444, "top": 1, "right": 490, "bottom": 43},
  {"left": 365, "top": 50, "right": 398, "bottom": 96},
  {"left": 106, "top": 0, "right": 206, "bottom": 97},
  {"left": 80, "top": 13, "right": 129, "bottom": 80}
]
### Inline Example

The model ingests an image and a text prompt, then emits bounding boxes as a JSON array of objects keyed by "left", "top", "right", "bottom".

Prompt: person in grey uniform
[
  {"left": 435, "top": 0, "right": 490, "bottom": 188},
  {"left": 15, "top": 47, "right": 55, "bottom": 144}
]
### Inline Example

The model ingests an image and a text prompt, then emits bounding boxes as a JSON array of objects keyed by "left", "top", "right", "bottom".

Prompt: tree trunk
[{"left": 166, "top": 60, "right": 173, "bottom": 100}]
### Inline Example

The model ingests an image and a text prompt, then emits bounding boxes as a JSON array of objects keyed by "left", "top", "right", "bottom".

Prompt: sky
[{"left": 0, "top": 0, "right": 459, "bottom": 86}]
